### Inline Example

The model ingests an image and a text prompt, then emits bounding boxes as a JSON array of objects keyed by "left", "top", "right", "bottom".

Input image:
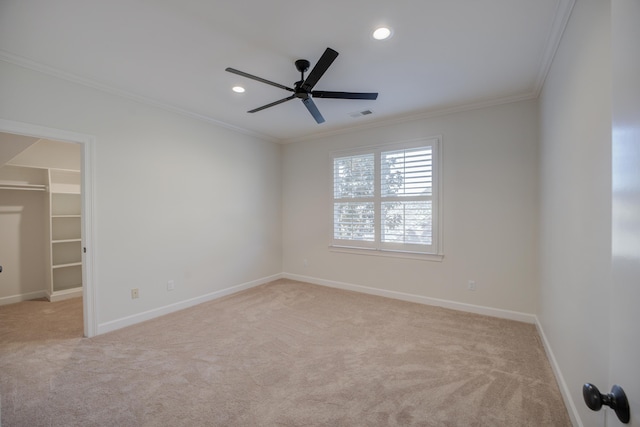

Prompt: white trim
[
  {"left": 283, "top": 272, "right": 536, "bottom": 324},
  {"left": 0, "top": 50, "right": 531, "bottom": 146},
  {"left": 0, "top": 5, "right": 576, "bottom": 150},
  {"left": 0, "top": 290, "right": 48, "bottom": 306},
  {"left": 81, "top": 130, "right": 98, "bottom": 338},
  {"left": 329, "top": 245, "right": 443, "bottom": 262},
  {"left": 535, "top": 317, "right": 583, "bottom": 427},
  {"left": 282, "top": 1, "right": 576, "bottom": 145},
  {"left": 0, "top": 51, "right": 278, "bottom": 144},
  {"left": 283, "top": 94, "right": 537, "bottom": 144},
  {"left": 97, "top": 273, "right": 283, "bottom": 335},
  {"left": 47, "top": 287, "right": 83, "bottom": 302},
  {"left": 532, "top": 0, "right": 576, "bottom": 97},
  {"left": 0, "top": 118, "right": 97, "bottom": 337}
]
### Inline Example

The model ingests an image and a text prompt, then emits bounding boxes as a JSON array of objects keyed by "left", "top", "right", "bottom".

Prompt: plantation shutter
[
  {"left": 332, "top": 137, "right": 439, "bottom": 256},
  {"left": 333, "top": 153, "right": 375, "bottom": 246},
  {"left": 380, "top": 146, "right": 433, "bottom": 251}
]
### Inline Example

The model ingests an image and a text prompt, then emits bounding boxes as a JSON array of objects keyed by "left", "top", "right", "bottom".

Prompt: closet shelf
[
  {"left": 48, "top": 169, "right": 83, "bottom": 299},
  {"left": 0, "top": 184, "right": 47, "bottom": 191},
  {"left": 52, "top": 262, "right": 82, "bottom": 269},
  {"left": 1, "top": 163, "right": 83, "bottom": 302},
  {"left": 52, "top": 238, "right": 81, "bottom": 244}
]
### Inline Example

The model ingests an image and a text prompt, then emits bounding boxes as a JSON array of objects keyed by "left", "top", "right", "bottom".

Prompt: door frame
[{"left": 0, "top": 118, "right": 97, "bottom": 338}]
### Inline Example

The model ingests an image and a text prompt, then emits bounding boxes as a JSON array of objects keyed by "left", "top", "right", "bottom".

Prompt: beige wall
[
  {"left": 0, "top": 185, "right": 47, "bottom": 300},
  {"left": 538, "top": 0, "right": 612, "bottom": 425},
  {"left": 0, "top": 59, "right": 283, "bottom": 328},
  {"left": 283, "top": 99, "right": 540, "bottom": 316}
]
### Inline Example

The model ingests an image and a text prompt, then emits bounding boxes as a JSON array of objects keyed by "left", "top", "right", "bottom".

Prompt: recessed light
[
  {"left": 373, "top": 27, "right": 392, "bottom": 40},
  {"left": 232, "top": 86, "right": 245, "bottom": 93}
]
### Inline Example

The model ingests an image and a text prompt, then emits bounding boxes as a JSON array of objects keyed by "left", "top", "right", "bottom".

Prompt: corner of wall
[{"left": 535, "top": 316, "right": 584, "bottom": 427}]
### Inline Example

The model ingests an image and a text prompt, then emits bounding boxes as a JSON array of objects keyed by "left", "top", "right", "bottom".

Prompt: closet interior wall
[{"left": 0, "top": 139, "right": 82, "bottom": 304}]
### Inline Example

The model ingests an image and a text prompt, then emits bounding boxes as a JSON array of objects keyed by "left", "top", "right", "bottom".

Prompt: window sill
[{"left": 329, "top": 245, "right": 444, "bottom": 262}]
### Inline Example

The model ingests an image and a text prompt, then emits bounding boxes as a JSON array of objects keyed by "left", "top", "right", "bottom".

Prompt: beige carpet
[{"left": 0, "top": 279, "right": 571, "bottom": 426}]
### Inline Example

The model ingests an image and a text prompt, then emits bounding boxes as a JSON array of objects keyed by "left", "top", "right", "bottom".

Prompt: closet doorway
[{"left": 0, "top": 120, "right": 95, "bottom": 337}]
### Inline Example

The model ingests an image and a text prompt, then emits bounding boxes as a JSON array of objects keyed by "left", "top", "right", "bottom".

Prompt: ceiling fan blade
[
  {"left": 312, "top": 91, "right": 378, "bottom": 100},
  {"left": 248, "top": 95, "right": 296, "bottom": 113},
  {"left": 301, "top": 48, "right": 339, "bottom": 92},
  {"left": 225, "top": 67, "right": 294, "bottom": 92},
  {"left": 302, "top": 97, "right": 325, "bottom": 124}
]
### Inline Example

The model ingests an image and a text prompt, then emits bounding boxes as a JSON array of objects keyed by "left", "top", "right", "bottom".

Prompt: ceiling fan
[{"left": 225, "top": 47, "right": 378, "bottom": 124}]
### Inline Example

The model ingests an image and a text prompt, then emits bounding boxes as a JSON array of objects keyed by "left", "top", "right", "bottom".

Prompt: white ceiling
[{"left": 0, "top": 0, "right": 573, "bottom": 143}]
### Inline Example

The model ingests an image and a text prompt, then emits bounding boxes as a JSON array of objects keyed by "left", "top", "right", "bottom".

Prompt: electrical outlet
[
  {"left": 467, "top": 280, "right": 476, "bottom": 291},
  {"left": 303, "top": 259, "right": 308, "bottom": 267},
  {"left": 131, "top": 288, "right": 139, "bottom": 299},
  {"left": 167, "top": 280, "right": 175, "bottom": 291}
]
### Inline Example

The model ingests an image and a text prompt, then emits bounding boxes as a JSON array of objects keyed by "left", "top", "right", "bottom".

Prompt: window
[{"left": 332, "top": 137, "right": 441, "bottom": 258}]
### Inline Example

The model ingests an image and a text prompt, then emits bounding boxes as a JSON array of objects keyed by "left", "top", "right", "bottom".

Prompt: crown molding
[
  {"left": 284, "top": 0, "right": 576, "bottom": 145},
  {"left": 532, "top": 0, "right": 576, "bottom": 97},
  {"left": 282, "top": 91, "right": 539, "bottom": 144},
  {"left": 1, "top": 0, "right": 574, "bottom": 147},
  {"left": 0, "top": 50, "right": 278, "bottom": 143}
]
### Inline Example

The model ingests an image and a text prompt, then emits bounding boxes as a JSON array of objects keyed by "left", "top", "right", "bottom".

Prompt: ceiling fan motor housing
[{"left": 295, "top": 59, "right": 310, "bottom": 73}]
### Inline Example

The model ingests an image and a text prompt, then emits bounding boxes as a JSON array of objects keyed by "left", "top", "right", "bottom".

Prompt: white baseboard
[
  {"left": 97, "top": 273, "right": 283, "bottom": 335},
  {"left": 535, "top": 317, "right": 583, "bottom": 427},
  {"left": 0, "top": 290, "right": 48, "bottom": 306},
  {"left": 283, "top": 272, "right": 536, "bottom": 324},
  {"left": 48, "top": 287, "right": 83, "bottom": 302},
  {"left": 93, "top": 272, "right": 580, "bottom": 426}
]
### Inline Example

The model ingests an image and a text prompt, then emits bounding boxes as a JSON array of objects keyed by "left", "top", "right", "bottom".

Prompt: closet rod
[{"left": 0, "top": 184, "right": 47, "bottom": 191}]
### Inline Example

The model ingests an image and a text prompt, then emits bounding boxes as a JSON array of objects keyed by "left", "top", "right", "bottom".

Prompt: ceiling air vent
[{"left": 349, "top": 109, "right": 373, "bottom": 118}]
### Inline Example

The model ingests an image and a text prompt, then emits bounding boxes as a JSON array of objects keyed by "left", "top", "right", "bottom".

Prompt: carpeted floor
[{"left": 0, "top": 279, "right": 571, "bottom": 426}]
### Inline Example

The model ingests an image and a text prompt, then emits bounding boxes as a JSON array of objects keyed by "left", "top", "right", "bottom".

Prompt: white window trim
[{"left": 330, "top": 136, "right": 443, "bottom": 261}]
